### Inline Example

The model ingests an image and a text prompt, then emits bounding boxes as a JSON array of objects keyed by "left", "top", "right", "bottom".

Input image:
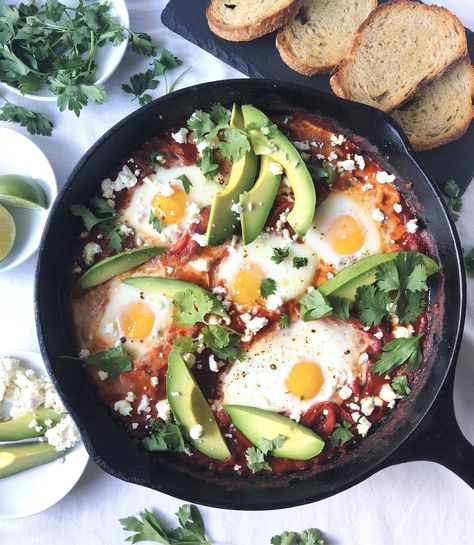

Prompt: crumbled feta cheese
[
  {"left": 165, "top": 266, "right": 175, "bottom": 275},
  {"left": 157, "top": 183, "right": 174, "bottom": 196},
  {"left": 392, "top": 325, "right": 414, "bottom": 338},
  {"left": 150, "top": 376, "right": 159, "bottom": 386},
  {"left": 125, "top": 391, "right": 135, "bottom": 403},
  {"left": 388, "top": 400, "right": 396, "bottom": 409},
  {"left": 357, "top": 416, "right": 372, "bottom": 437},
  {"left": 208, "top": 355, "right": 220, "bottom": 373},
  {"left": 171, "top": 128, "right": 188, "bottom": 144},
  {"left": 245, "top": 316, "right": 268, "bottom": 335},
  {"left": 98, "top": 370, "right": 108, "bottom": 381},
  {"left": 183, "top": 352, "right": 196, "bottom": 367},
  {"left": 374, "top": 396, "right": 383, "bottom": 407},
  {"left": 170, "top": 391, "right": 180, "bottom": 397},
  {"left": 265, "top": 293, "right": 283, "bottom": 311},
  {"left": 339, "top": 385, "right": 353, "bottom": 400},
  {"left": 231, "top": 202, "right": 243, "bottom": 214},
  {"left": 114, "top": 399, "right": 132, "bottom": 416},
  {"left": 330, "top": 134, "right": 346, "bottom": 146},
  {"left": 358, "top": 352, "right": 369, "bottom": 364},
  {"left": 83, "top": 242, "right": 101, "bottom": 265},
  {"left": 372, "top": 208, "right": 385, "bottom": 222},
  {"left": 406, "top": 219, "right": 419, "bottom": 234},
  {"left": 191, "top": 233, "right": 207, "bottom": 247},
  {"left": 360, "top": 397, "right": 375, "bottom": 416},
  {"left": 328, "top": 151, "right": 338, "bottom": 161},
  {"left": 137, "top": 395, "right": 151, "bottom": 414},
  {"left": 354, "top": 154, "right": 366, "bottom": 170},
  {"left": 240, "top": 312, "right": 252, "bottom": 324},
  {"left": 44, "top": 414, "right": 80, "bottom": 451},
  {"left": 352, "top": 411, "right": 361, "bottom": 422},
  {"left": 114, "top": 166, "right": 138, "bottom": 191},
  {"left": 189, "top": 424, "right": 203, "bottom": 440},
  {"left": 78, "top": 348, "right": 90, "bottom": 359},
  {"left": 375, "top": 171, "right": 396, "bottom": 184},
  {"left": 380, "top": 383, "right": 397, "bottom": 403},
  {"left": 156, "top": 399, "right": 171, "bottom": 421},
  {"left": 269, "top": 161, "right": 283, "bottom": 175},
  {"left": 292, "top": 141, "right": 311, "bottom": 151},
  {"left": 118, "top": 224, "right": 134, "bottom": 236},
  {"left": 393, "top": 203, "right": 403, "bottom": 213},
  {"left": 289, "top": 408, "right": 302, "bottom": 422},
  {"left": 361, "top": 183, "right": 373, "bottom": 191},
  {"left": 234, "top": 464, "right": 241, "bottom": 471},
  {"left": 189, "top": 258, "right": 211, "bottom": 272},
  {"left": 326, "top": 272, "right": 334, "bottom": 279},
  {"left": 28, "top": 418, "right": 38, "bottom": 429},
  {"left": 349, "top": 402, "right": 360, "bottom": 411},
  {"left": 374, "top": 331, "right": 384, "bottom": 340},
  {"left": 101, "top": 178, "right": 115, "bottom": 199},
  {"left": 337, "top": 159, "right": 355, "bottom": 171},
  {"left": 131, "top": 422, "right": 139, "bottom": 430}
]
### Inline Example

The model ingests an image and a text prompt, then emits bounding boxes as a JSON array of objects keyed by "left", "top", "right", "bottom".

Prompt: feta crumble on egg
[
  {"left": 372, "top": 208, "right": 385, "bottom": 222},
  {"left": 83, "top": 242, "right": 101, "bottom": 265}
]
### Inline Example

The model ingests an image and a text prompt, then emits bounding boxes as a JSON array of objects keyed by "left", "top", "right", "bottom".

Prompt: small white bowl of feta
[{"left": 0, "top": 351, "right": 89, "bottom": 519}]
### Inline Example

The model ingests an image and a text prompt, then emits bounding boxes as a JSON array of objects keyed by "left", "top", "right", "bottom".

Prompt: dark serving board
[{"left": 162, "top": 0, "right": 474, "bottom": 194}]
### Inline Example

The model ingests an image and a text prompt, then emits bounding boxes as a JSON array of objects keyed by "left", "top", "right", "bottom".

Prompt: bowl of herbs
[{"left": 0, "top": 0, "right": 138, "bottom": 105}]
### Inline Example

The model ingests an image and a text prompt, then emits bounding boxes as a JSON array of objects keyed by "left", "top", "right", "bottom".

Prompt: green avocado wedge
[
  {"left": 224, "top": 405, "right": 324, "bottom": 460},
  {"left": 79, "top": 247, "right": 165, "bottom": 289},
  {"left": 0, "top": 442, "right": 64, "bottom": 479},
  {"left": 167, "top": 350, "right": 231, "bottom": 460},
  {"left": 123, "top": 276, "right": 228, "bottom": 318},
  {"left": 0, "top": 408, "right": 65, "bottom": 441},
  {"left": 240, "top": 155, "right": 281, "bottom": 245},
  {"left": 318, "top": 251, "right": 440, "bottom": 301},
  {"left": 241, "top": 104, "right": 316, "bottom": 237},
  {"left": 206, "top": 105, "right": 258, "bottom": 246}
]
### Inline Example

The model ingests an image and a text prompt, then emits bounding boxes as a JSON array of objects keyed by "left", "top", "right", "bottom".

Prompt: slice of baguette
[
  {"left": 207, "top": 0, "right": 302, "bottom": 42},
  {"left": 276, "top": 0, "right": 377, "bottom": 76},
  {"left": 392, "top": 58, "right": 474, "bottom": 151},
  {"left": 330, "top": 0, "right": 468, "bottom": 112}
]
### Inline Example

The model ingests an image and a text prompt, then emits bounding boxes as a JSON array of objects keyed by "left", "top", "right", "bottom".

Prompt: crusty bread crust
[
  {"left": 392, "top": 58, "right": 474, "bottom": 151},
  {"left": 330, "top": 0, "right": 468, "bottom": 112},
  {"left": 207, "top": 0, "right": 302, "bottom": 42},
  {"left": 276, "top": 0, "right": 377, "bottom": 76}
]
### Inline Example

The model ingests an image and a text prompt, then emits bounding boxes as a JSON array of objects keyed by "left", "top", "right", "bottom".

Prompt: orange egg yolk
[
  {"left": 327, "top": 214, "right": 365, "bottom": 255},
  {"left": 118, "top": 301, "right": 155, "bottom": 342},
  {"left": 151, "top": 187, "right": 188, "bottom": 226},
  {"left": 230, "top": 263, "right": 265, "bottom": 306},
  {"left": 285, "top": 361, "right": 324, "bottom": 400}
]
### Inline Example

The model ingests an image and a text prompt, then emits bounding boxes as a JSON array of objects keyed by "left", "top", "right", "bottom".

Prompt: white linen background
[{"left": 1, "top": 1, "right": 473, "bottom": 543}]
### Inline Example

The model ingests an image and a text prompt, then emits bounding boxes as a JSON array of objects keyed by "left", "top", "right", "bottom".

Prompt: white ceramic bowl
[
  {"left": 0, "top": 127, "right": 58, "bottom": 273},
  {"left": 0, "top": 351, "right": 89, "bottom": 519},
  {"left": 2, "top": 0, "right": 130, "bottom": 102}
]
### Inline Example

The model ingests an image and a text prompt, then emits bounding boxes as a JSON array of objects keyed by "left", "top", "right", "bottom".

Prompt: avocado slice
[
  {"left": 167, "top": 350, "right": 230, "bottom": 460},
  {"left": 0, "top": 408, "right": 65, "bottom": 442},
  {"left": 123, "top": 276, "right": 228, "bottom": 318},
  {"left": 240, "top": 155, "right": 281, "bottom": 245},
  {"left": 318, "top": 251, "right": 440, "bottom": 301},
  {"left": 0, "top": 442, "right": 64, "bottom": 479},
  {"left": 79, "top": 246, "right": 165, "bottom": 289},
  {"left": 206, "top": 105, "right": 258, "bottom": 246},
  {"left": 241, "top": 105, "right": 316, "bottom": 237},
  {"left": 224, "top": 405, "right": 324, "bottom": 460}
]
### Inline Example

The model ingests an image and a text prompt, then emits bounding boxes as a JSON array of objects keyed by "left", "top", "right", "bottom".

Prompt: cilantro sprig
[
  {"left": 271, "top": 529, "right": 326, "bottom": 545},
  {"left": 245, "top": 435, "right": 286, "bottom": 473},
  {"left": 391, "top": 375, "right": 411, "bottom": 396},
  {"left": 201, "top": 325, "right": 245, "bottom": 362},
  {"left": 330, "top": 420, "right": 353, "bottom": 447},
  {"left": 308, "top": 162, "right": 336, "bottom": 189},
  {"left": 272, "top": 247, "right": 289, "bottom": 264},
  {"left": 142, "top": 420, "right": 185, "bottom": 453},
  {"left": 0, "top": 97, "right": 53, "bottom": 136},
  {"left": 371, "top": 334, "right": 424, "bottom": 375},
  {"left": 80, "top": 346, "right": 132, "bottom": 377},
  {"left": 299, "top": 290, "right": 350, "bottom": 322},
  {"left": 260, "top": 278, "right": 277, "bottom": 299}
]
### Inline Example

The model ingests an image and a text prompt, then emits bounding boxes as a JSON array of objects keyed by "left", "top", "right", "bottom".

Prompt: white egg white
[{"left": 219, "top": 319, "right": 370, "bottom": 415}]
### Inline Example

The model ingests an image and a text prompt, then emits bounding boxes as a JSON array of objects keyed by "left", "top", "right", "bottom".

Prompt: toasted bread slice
[
  {"left": 207, "top": 0, "right": 302, "bottom": 42},
  {"left": 276, "top": 0, "right": 377, "bottom": 76},
  {"left": 330, "top": 0, "right": 467, "bottom": 112},
  {"left": 392, "top": 58, "right": 474, "bottom": 151}
]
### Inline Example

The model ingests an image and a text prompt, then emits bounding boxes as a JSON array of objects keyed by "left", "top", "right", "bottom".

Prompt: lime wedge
[
  {"left": 0, "top": 174, "right": 48, "bottom": 209},
  {"left": 0, "top": 203, "right": 16, "bottom": 262}
]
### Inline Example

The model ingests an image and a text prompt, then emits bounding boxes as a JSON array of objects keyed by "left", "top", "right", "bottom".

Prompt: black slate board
[{"left": 162, "top": 0, "right": 474, "bottom": 194}]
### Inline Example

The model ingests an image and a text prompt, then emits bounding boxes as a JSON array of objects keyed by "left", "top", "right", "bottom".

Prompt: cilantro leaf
[
  {"left": 202, "top": 325, "right": 245, "bottom": 362},
  {"left": 0, "top": 103, "right": 53, "bottom": 136},
  {"left": 245, "top": 446, "right": 271, "bottom": 473},
  {"left": 172, "top": 336, "right": 199, "bottom": 356},
  {"left": 176, "top": 174, "right": 192, "bottom": 194},
  {"left": 71, "top": 203, "right": 110, "bottom": 231},
  {"left": 83, "top": 346, "right": 132, "bottom": 377},
  {"left": 173, "top": 290, "right": 214, "bottom": 327},
  {"left": 330, "top": 420, "right": 353, "bottom": 447},
  {"left": 148, "top": 211, "right": 163, "bottom": 233},
  {"left": 218, "top": 128, "right": 251, "bottom": 162},
  {"left": 146, "top": 151, "right": 166, "bottom": 166},
  {"left": 395, "top": 291, "right": 425, "bottom": 324},
  {"left": 246, "top": 120, "right": 278, "bottom": 139},
  {"left": 89, "top": 195, "right": 115, "bottom": 215},
  {"left": 308, "top": 163, "right": 336, "bottom": 189},
  {"left": 129, "top": 32, "right": 156, "bottom": 56},
  {"left": 142, "top": 420, "right": 185, "bottom": 453},
  {"left": 355, "top": 285, "right": 390, "bottom": 326},
  {"left": 187, "top": 109, "right": 215, "bottom": 139},
  {"left": 260, "top": 278, "right": 277, "bottom": 299},
  {"left": 328, "top": 296, "right": 351, "bottom": 322},
  {"left": 122, "top": 68, "right": 160, "bottom": 102},
  {"left": 292, "top": 257, "right": 308, "bottom": 269},
  {"left": 300, "top": 290, "right": 332, "bottom": 321},
  {"left": 99, "top": 222, "right": 123, "bottom": 252},
  {"left": 170, "top": 504, "right": 208, "bottom": 543},
  {"left": 210, "top": 103, "right": 230, "bottom": 125},
  {"left": 371, "top": 334, "right": 424, "bottom": 375},
  {"left": 443, "top": 180, "right": 462, "bottom": 222},
  {"left": 197, "top": 148, "right": 219, "bottom": 179},
  {"left": 271, "top": 529, "right": 326, "bottom": 545},
  {"left": 272, "top": 247, "right": 289, "bottom": 264},
  {"left": 464, "top": 248, "right": 474, "bottom": 276},
  {"left": 391, "top": 375, "right": 411, "bottom": 396},
  {"left": 256, "top": 435, "right": 287, "bottom": 455},
  {"left": 120, "top": 509, "right": 169, "bottom": 544},
  {"left": 279, "top": 313, "right": 290, "bottom": 328}
]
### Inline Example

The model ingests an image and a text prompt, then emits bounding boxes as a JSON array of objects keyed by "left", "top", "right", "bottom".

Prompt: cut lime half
[
  {"left": 0, "top": 203, "right": 16, "bottom": 262},
  {"left": 0, "top": 174, "right": 48, "bottom": 209}
]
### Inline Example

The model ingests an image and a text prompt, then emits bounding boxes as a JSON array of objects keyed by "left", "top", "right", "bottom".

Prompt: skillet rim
[{"left": 34, "top": 78, "right": 466, "bottom": 510}]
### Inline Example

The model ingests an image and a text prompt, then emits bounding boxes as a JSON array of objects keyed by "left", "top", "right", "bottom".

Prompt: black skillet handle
[{"left": 381, "top": 366, "right": 474, "bottom": 487}]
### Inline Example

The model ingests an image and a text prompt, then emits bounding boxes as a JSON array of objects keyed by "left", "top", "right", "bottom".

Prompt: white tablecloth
[{"left": 1, "top": 1, "right": 473, "bottom": 543}]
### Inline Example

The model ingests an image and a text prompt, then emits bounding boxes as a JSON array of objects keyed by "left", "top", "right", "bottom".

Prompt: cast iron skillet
[{"left": 35, "top": 80, "right": 473, "bottom": 510}]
